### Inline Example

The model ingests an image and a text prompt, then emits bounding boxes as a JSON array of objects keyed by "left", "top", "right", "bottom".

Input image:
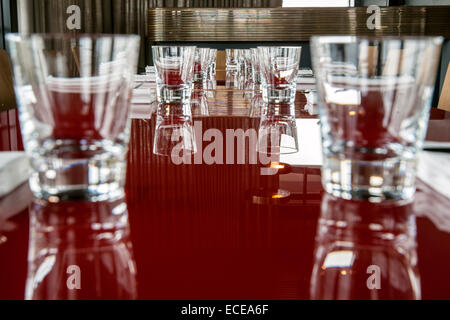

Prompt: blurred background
[{"left": 1, "top": 0, "right": 449, "bottom": 107}]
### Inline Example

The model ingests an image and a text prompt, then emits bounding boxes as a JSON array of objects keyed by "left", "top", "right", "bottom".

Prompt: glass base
[
  {"left": 157, "top": 84, "right": 192, "bottom": 104},
  {"left": 322, "top": 156, "right": 417, "bottom": 202},
  {"left": 29, "top": 140, "right": 127, "bottom": 201},
  {"left": 262, "top": 85, "right": 296, "bottom": 104}
]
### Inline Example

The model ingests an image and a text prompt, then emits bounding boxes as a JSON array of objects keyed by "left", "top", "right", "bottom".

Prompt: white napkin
[
  {"left": 134, "top": 74, "right": 154, "bottom": 83},
  {"left": 304, "top": 91, "right": 319, "bottom": 115},
  {"left": 297, "top": 77, "right": 316, "bottom": 84},
  {"left": 417, "top": 151, "right": 450, "bottom": 200},
  {"left": 0, "top": 152, "right": 30, "bottom": 198},
  {"left": 298, "top": 69, "right": 314, "bottom": 77},
  {"left": 131, "top": 88, "right": 156, "bottom": 104},
  {"left": 145, "top": 66, "right": 156, "bottom": 74}
]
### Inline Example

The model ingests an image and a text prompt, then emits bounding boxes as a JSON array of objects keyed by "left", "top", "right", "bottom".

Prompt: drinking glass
[
  {"left": 193, "top": 48, "right": 211, "bottom": 89},
  {"left": 226, "top": 49, "right": 239, "bottom": 70},
  {"left": 7, "top": 34, "right": 140, "bottom": 201},
  {"left": 258, "top": 46, "right": 302, "bottom": 103},
  {"left": 243, "top": 49, "right": 254, "bottom": 90},
  {"left": 251, "top": 48, "right": 262, "bottom": 90},
  {"left": 152, "top": 46, "right": 196, "bottom": 104},
  {"left": 258, "top": 103, "right": 299, "bottom": 155},
  {"left": 236, "top": 49, "right": 250, "bottom": 90},
  {"left": 206, "top": 49, "right": 217, "bottom": 90},
  {"left": 191, "top": 48, "right": 210, "bottom": 115},
  {"left": 310, "top": 36, "right": 443, "bottom": 201}
]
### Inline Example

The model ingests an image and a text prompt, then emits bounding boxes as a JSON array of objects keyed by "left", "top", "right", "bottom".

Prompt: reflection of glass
[
  {"left": 258, "top": 103, "right": 298, "bottom": 155},
  {"left": 7, "top": 34, "right": 140, "bottom": 202},
  {"left": 226, "top": 69, "right": 239, "bottom": 89},
  {"left": 153, "top": 103, "right": 196, "bottom": 157},
  {"left": 26, "top": 196, "right": 137, "bottom": 300},
  {"left": 152, "top": 46, "right": 196, "bottom": 105},
  {"left": 310, "top": 36, "right": 443, "bottom": 201},
  {"left": 310, "top": 194, "right": 420, "bottom": 300},
  {"left": 259, "top": 47, "right": 302, "bottom": 104}
]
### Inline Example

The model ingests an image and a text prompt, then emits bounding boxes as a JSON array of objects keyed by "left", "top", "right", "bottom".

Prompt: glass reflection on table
[
  {"left": 25, "top": 196, "right": 137, "bottom": 300},
  {"left": 311, "top": 194, "right": 420, "bottom": 300}
]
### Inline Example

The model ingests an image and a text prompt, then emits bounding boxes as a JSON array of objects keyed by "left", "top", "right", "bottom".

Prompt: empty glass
[
  {"left": 226, "top": 49, "right": 239, "bottom": 70},
  {"left": 310, "top": 36, "right": 443, "bottom": 201},
  {"left": 226, "top": 49, "right": 244, "bottom": 89},
  {"left": 7, "top": 34, "right": 140, "bottom": 201},
  {"left": 251, "top": 48, "right": 262, "bottom": 90},
  {"left": 259, "top": 46, "right": 302, "bottom": 104},
  {"left": 258, "top": 103, "right": 299, "bottom": 155},
  {"left": 193, "top": 48, "right": 211, "bottom": 89},
  {"left": 205, "top": 49, "right": 217, "bottom": 90},
  {"left": 152, "top": 46, "right": 196, "bottom": 104}
]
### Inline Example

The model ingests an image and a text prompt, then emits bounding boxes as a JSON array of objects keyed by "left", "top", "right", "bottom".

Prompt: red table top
[{"left": 1, "top": 88, "right": 449, "bottom": 300}]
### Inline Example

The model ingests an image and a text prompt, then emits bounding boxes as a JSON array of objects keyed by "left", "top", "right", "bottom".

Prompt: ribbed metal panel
[{"left": 148, "top": 6, "right": 450, "bottom": 42}]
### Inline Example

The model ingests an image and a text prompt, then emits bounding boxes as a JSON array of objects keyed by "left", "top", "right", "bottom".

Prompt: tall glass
[
  {"left": 193, "top": 48, "right": 210, "bottom": 89},
  {"left": 152, "top": 46, "right": 196, "bottom": 104},
  {"left": 226, "top": 49, "right": 239, "bottom": 70},
  {"left": 311, "top": 36, "right": 443, "bottom": 201},
  {"left": 206, "top": 49, "right": 217, "bottom": 90},
  {"left": 259, "top": 46, "right": 302, "bottom": 104},
  {"left": 7, "top": 34, "right": 140, "bottom": 201},
  {"left": 251, "top": 48, "right": 262, "bottom": 90}
]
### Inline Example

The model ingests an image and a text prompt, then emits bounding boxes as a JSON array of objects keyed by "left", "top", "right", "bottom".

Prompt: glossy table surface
[{"left": 1, "top": 87, "right": 450, "bottom": 300}]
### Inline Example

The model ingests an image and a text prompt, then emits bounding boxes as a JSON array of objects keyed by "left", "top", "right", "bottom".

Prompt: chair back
[{"left": 0, "top": 49, "right": 17, "bottom": 112}]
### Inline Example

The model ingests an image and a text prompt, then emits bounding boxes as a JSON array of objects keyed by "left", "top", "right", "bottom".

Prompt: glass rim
[
  {"left": 152, "top": 45, "right": 197, "bottom": 49},
  {"left": 258, "top": 46, "right": 302, "bottom": 49},
  {"left": 6, "top": 32, "right": 141, "bottom": 43},
  {"left": 310, "top": 35, "right": 444, "bottom": 44}
]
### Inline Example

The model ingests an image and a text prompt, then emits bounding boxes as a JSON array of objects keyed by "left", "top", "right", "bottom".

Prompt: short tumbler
[
  {"left": 310, "top": 36, "right": 443, "bottom": 201},
  {"left": 152, "top": 46, "right": 196, "bottom": 104},
  {"left": 259, "top": 47, "right": 302, "bottom": 104},
  {"left": 7, "top": 34, "right": 140, "bottom": 201}
]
